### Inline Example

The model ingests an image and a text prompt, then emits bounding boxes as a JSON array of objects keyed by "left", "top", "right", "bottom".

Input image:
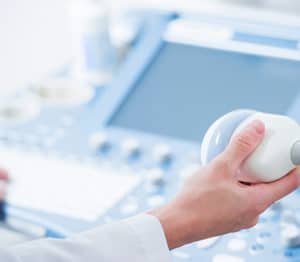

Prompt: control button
[
  {"left": 271, "top": 201, "right": 283, "bottom": 212},
  {"left": 284, "top": 250, "right": 294, "bottom": 258},
  {"left": 153, "top": 144, "right": 172, "bottom": 164},
  {"left": 252, "top": 222, "right": 266, "bottom": 231},
  {"left": 227, "top": 238, "right": 247, "bottom": 252},
  {"left": 249, "top": 243, "right": 264, "bottom": 255},
  {"left": 0, "top": 97, "right": 40, "bottom": 125},
  {"left": 281, "top": 210, "right": 299, "bottom": 226},
  {"left": 213, "top": 254, "right": 245, "bottom": 262},
  {"left": 33, "top": 77, "right": 95, "bottom": 106},
  {"left": 179, "top": 164, "right": 201, "bottom": 180},
  {"left": 147, "top": 195, "right": 165, "bottom": 207},
  {"left": 146, "top": 168, "right": 165, "bottom": 187},
  {"left": 144, "top": 183, "right": 158, "bottom": 194},
  {"left": 120, "top": 202, "right": 138, "bottom": 215},
  {"left": 260, "top": 211, "right": 274, "bottom": 222},
  {"left": 256, "top": 232, "right": 271, "bottom": 244},
  {"left": 172, "top": 251, "right": 190, "bottom": 260},
  {"left": 121, "top": 138, "right": 140, "bottom": 158},
  {"left": 235, "top": 231, "right": 247, "bottom": 239},
  {"left": 89, "top": 132, "right": 110, "bottom": 151},
  {"left": 281, "top": 224, "right": 300, "bottom": 247},
  {"left": 197, "top": 236, "right": 220, "bottom": 249}
]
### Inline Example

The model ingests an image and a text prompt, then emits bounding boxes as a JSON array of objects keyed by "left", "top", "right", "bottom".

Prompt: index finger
[{"left": 251, "top": 168, "right": 300, "bottom": 207}]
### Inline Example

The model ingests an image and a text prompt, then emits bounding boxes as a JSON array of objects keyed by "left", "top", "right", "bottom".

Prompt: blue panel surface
[{"left": 109, "top": 42, "right": 300, "bottom": 142}]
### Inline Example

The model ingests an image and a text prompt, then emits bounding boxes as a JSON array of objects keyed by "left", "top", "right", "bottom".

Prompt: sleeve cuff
[
  {"left": 124, "top": 214, "right": 172, "bottom": 262},
  {"left": 7, "top": 214, "right": 172, "bottom": 262}
]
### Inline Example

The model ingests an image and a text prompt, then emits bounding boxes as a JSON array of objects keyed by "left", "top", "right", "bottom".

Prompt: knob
[
  {"left": 281, "top": 210, "right": 299, "bottom": 226},
  {"left": 33, "top": 77, "right": 95, "bottom": 106},
  {"left": 172, "top": 251, "right": 190, "bottom": 260},
  {"left": 197, "top": 236, "right": 220, "bottom": 249},
  {"left": 89, "top": 132, "right": 110, "bottom": 151},
  {"left": 227, "top": 238, "right": 247, "bottom": 252},
  {"left": 146, "top": 168, "right": 165, "bottom": 187},
  {"left": 121, "top": 138, "right": 140, "bottom": 158},
  {"left": 281, "top": 224, "right": 300, "bottom": 248},
  {"left": 153, "top": 144, "right": 172, "bottom": 164},
  {"left": 0, "top": 96, "right": 41, "bottom": 125}
]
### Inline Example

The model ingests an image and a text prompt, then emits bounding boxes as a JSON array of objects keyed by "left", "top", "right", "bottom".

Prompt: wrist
[{"left": 148, "top": 201, "right": 192, "bottom": 250}]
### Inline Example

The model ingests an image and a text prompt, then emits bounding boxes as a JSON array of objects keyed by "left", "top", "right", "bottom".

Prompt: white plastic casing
[{"left": 234, "top": 113, "right": 300, "bottom": 182}]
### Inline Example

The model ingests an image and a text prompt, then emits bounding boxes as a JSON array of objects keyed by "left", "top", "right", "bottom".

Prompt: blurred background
[
  {"left": 1, "top": 0, "right": 300, "bottom": 96},
  {"left": 1, "top": 0, "right": 300, "bottom": 254}
]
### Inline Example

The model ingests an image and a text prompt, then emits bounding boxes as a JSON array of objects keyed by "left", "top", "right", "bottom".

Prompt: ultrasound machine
[{"left": 1, "top": 11, "right": 300, "bottom": 261}]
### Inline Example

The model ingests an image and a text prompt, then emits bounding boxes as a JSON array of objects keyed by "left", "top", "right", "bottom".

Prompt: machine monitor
[{"left": 109, "top": 42, "right": 300, "bottom": 142}]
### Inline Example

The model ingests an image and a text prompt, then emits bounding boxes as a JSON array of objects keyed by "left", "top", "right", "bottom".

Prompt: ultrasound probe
[{"left": 201, "top": 110, "right": 300, "bottom": 183}]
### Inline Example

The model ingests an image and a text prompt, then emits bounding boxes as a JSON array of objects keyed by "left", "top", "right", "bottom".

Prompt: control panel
[{"left": 2, "top": 13, "right": 300, "bottom": 261}]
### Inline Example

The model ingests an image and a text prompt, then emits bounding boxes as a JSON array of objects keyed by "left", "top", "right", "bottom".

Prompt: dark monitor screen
[{"left": 109, "top": 42, "right": 300, "bottom": 142}]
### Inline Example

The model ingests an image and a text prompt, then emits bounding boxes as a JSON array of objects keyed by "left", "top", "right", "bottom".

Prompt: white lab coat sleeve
[{"left": 0, "top": 214, "right": 172, "bottom": 262}]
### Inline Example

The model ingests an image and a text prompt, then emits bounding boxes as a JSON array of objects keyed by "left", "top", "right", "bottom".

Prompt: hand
[
  {"left": 0, "top": 168, "right": 8, "bottom": 201},
  {"left": 150, "top": 120, "right": 300, "bottom": 249}
]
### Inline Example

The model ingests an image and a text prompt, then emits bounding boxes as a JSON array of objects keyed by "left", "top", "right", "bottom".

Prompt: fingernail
[{"left": 251, "top": 120, "right": 265, "bottom": 135}]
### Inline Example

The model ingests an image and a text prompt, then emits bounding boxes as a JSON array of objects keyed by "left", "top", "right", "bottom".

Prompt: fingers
[
  {"left": 221, "top": 120, "right": 265, "bottom": 171},
  {"left": 251, "top": 168, "right": 300, "bottom": 207}
]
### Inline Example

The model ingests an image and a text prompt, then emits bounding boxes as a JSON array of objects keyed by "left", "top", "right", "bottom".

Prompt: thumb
[{"left": 221, "top": 120, "right": 265, "bottom": 170}]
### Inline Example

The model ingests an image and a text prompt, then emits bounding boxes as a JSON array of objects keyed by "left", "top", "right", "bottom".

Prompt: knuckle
[
  {"left": 210, "top": 158, "right": 232, "bottom": 179},
  {"left": 234, "top": 133, "right": 254, "bottom": 154},
  {"left": 213, "top": 158, "right": 231, "bottom": 173}
]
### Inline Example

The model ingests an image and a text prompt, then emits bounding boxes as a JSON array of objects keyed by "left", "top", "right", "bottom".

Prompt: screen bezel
[{"left": 94, "top": 16, "right": 300, "bottom": 140}]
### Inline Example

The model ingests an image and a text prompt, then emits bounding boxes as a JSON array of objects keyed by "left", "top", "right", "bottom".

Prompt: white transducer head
[{"left": 201, "top": 110, "right": 300, "bottom": 183}]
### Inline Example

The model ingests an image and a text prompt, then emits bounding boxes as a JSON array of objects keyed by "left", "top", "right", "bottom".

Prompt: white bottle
[
  {"left": 68, "top": 0, "right": 117, "bottom": 85},
  {"left": 201, "top": 110, "right": 300, "bottom": 183}
]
